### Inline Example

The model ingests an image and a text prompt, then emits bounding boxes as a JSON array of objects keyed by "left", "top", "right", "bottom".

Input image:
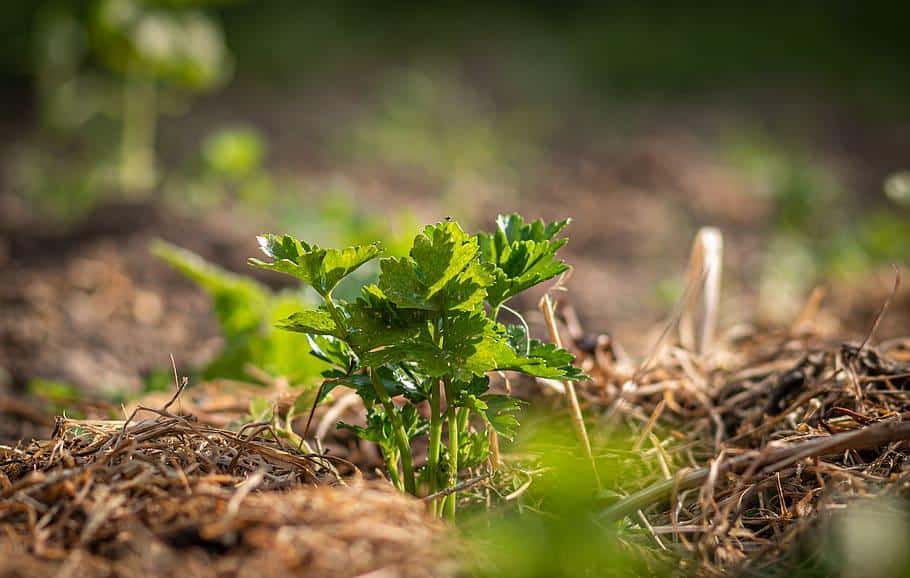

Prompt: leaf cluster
[{"left": 248, "top": 214, "right": 584, "bottom": 509}]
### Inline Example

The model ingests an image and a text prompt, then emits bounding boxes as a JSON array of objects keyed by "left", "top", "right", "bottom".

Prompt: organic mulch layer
[
  {"left": 0, "top": 407, "right": 452, "bottom": 578},
  {"left": 7, "top": 311, "right": 910, "bottom": 576},
  {"left": 566, "top": 307, "right": 910, "bottom": 575}
]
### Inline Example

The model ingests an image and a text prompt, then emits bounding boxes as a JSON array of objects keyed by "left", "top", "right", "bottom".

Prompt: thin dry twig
[{"left": 540, "top": 293, "right": 600, "bottom": 489}]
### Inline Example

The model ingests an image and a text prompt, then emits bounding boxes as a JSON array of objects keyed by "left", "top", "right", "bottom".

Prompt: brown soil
[{"left": 0, "top": 198, "right": 273, "bottom": 397}]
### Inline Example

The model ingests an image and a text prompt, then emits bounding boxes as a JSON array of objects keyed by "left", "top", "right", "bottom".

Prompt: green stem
[
  {"left": 384, "top": 448, "right": 403, "bottom": 491},
  {"left": 121, "top": 64, "right": 156, "bottom": 194},
  {"left": 370, "top": 368, "right": 417, "bottom": 495},
  {"left": 427, "top": 380, "right": 444, "bottom": 515},
  {"left": 457, "top": 406, "right": 470, "bottom": 432},
  {"left": 323, "top": 294, "right": 350, "bottom": 342},
  {"left": 443, "top": 379, "right": 459, "bottom": 520},
  {"left": 324, "top": 293, "right": 416, "bottom": 495}
]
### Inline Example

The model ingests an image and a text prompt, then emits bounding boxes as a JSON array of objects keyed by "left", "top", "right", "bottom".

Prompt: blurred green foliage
[
  {"left": 885, "top": 172, "right": 910, "bottom": 206},
  {"left": 5, "top": 2, "right": 908, "bottom": 107},
  {"left": 341, "top": 69, "right": 544, "bottom": 217},
  {"left": 463, "top": 418, "right": 666, "bottom": 577},
  {"left": 93, "top": 0, "right": 230, "bottom": 91},
  {"left": 187, "top": 2, "right": 906, "bottom": 108},
  {"left": 152, "top": 240, "right": 328, "bottom": 384},
  {"left": 202, "top": 125, "right": 265, "bottom": 182},
  {"left": 22, "top": 0, "right": 232, "bottom": 194},
  {"left": 728, "top": 130, "right": 910, "bottom": 305}
]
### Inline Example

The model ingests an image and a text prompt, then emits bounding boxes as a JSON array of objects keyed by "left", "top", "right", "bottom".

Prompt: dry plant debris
[
  {"left": 566, "top": 302, "right": 910, "bottom": 575},
  {"left": 0, "top": 404, "right": 452, "bottom": 578}
]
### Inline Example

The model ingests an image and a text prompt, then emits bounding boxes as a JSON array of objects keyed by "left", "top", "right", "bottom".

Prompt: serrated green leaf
[
  {"left": 339, "top": 403, "right": 426, "bottom": 447},
  {"left": 346, "top": 290, "right": 424, "bottom": 353},
  {"left": 276, "top": 308, "right": 339, "bottom": 335},
  {"left": 460, "top": 375, "right": 492, "bottom": 397},
  {"left": 411, "top": 221, "right": 478, "bottom": 297},
  {"left": 476, "top": 215, "right": 571, "bottom": 308},
  {"left": 479, "top": 394, "right": 524, "bottom": 440},
  {"left": 376, "top": 220, "right": 483, "bottom": 311},
  {"left": 339, "top": 407, "right": 389, "bottom": 447},
  {"left": 357, "top": 307, "right": 585, "bottom": 382},
  {"left": 375, "top": 257, "right": 432, "bottom": 309},
  {"left": 249, "top": 234, "right": 382, "bottom": 296},
  {"left": 459, "top": 430, "right": 491, "bottom": 469},
  {"left": 498, "top": 339, "right": 588, "bottom": 381},
  {"left": 497, "top": 214, "right": 570, "bottom": 244},
  {"left": 306, "top": 334, "right": 356, "bottom": 371},
  {"left": 362, "top": 313, "right": 510, "bottom": 382},
  {"left": 445, "top": 260, "right": 494, "bottom": 312},
  {"left": 327, "top": 365, "right": 426, "bottom": 404}
]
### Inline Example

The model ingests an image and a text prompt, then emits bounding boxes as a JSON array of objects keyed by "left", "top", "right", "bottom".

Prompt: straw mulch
[
  {"left": 0, "top": 399, "right": 452, "bottom": 578},
  {"left": 568, "top": 304, "right": 910, "bottom": 575}
]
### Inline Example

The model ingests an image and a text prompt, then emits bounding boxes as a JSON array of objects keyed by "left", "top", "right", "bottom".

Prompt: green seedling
[{"left": 250, "top": 214, "right": 585, "bottom": 518}]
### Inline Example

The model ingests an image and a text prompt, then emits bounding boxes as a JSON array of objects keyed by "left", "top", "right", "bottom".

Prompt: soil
[{"left": 0, "top": 198, "right": 272, "bottom": 395}]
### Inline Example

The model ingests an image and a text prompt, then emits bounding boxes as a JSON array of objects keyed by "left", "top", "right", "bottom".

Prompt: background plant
[
  {"left": 25, "top": 0, "right": 231, "bottom": 201},
  {"left": 249, "top": 214, "right": 585, "bottom": 518},
  {"left": 153, "top": 240, "right": 326, "bottom": 384}
]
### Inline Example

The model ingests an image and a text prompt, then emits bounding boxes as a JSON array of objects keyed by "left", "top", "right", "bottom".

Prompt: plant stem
[
  {"left": 457, "top": 406, "right": 470, "bottom": 432},
  {"left": 427, "top": 380, "right": 444, "bottom": 515},
  {"left": 384, "top": 448, "right": 403, "bottom": 491},
  {"left": 443, "top": 379, "right": 459, "bottom": 520},
  {"left": 324, "top": 293, "right": 416, "bottom": 495},
  {"left": 370, "top": 368, "right": 417, "bottom": 495},
  {"left": 120, "top": 64, "right": 156, "bottom": 194},
  {"left": 322, "top": 294, "right": 350, "bottom": 342}
]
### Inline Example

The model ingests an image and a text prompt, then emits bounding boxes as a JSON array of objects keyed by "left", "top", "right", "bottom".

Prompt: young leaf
[
  {"left": 497, "top": 339, "right": 588, "bottom": 381},
  {"left": 377, "top": 220, "right": 483, "bottom": 310},
  {"left": 476, "top": 214, "right": 571, "bottom": 308},
  {"left": 445, "top": 260, "right": 494, "bottom": 312},
  {"left": 458, "top": 431, "right": 491, "bottom": 469},
  {"left": 156, "top": 241, "right": 329, "bottom": 382},
  {"left": 410, "top": 220, "right": 478, "bottom": 298},
  {"left": 306, "top": 334, "right": 356, "bottom": 371},
  {"left": 249, "top": 234, "right": 382, "bottom": 296},
  {"left": 479, "top": 394, "right": 524, "bottom": 440},
  {"left": 276, "top": 308, "right": 340, "bottom": 336},
  {"left": 339, "top": 403, "right": 426, "bottom": 446},
  {"left": 497, "top": 213, "right": 570, "bottom": 243}
]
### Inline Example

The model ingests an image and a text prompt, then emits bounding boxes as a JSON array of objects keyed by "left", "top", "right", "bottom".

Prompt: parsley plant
[{"left": 249, "top": 215, "right": 585, "bottom": 518}]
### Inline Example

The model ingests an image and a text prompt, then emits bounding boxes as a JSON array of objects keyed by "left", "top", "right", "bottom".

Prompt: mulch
[
  {"left": 0, "top": 395, "right": 451, "bottom": 578},
  {"left": 564, "top": 298, "right": 910, "bottom": 575}
]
